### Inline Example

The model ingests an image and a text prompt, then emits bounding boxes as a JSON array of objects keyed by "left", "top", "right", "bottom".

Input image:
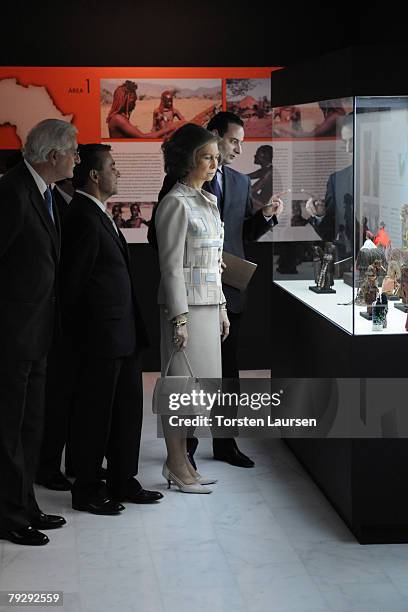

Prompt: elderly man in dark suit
[
  {"left": 0, "top": 118, "right": 78, "bottom": 545},
  {"left": 155, "top": 112, "right": 282, "bottom": 468},
  {"left": 61, "top": 144, "right": 162, "bottom": 515}
]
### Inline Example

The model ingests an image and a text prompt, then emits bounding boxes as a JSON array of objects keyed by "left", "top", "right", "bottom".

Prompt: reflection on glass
[
  {"left": 355, "top": 97, "right": 408, "bottom": 333},
  {"left": 272, "top": 95, "right": 408, "bottom": 335},
  {"left": 272, "top": 97, "right": 354, "bottom": 333}
]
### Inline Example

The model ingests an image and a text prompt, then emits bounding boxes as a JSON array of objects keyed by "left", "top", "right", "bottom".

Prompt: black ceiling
[{"left": 1, "top": 1, "right": 403, "bottom": 67}]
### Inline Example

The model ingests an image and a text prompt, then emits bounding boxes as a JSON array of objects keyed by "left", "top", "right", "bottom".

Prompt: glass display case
[
  {"left": 270, "top": 48, "right": 408, "bottom": 545},
  {"left": 272, "top": 95, "right": 408, "bottom": 335}
]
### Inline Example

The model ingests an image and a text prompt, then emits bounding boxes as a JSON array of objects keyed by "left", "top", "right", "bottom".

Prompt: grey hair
[{"left": 23, "top": 119, "right": 78, "bottom": 164}]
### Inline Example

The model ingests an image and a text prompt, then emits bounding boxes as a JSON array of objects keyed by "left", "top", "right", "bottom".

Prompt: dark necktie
[
  {"left": 43, "top": 187, "right": 55, "bottom": 223},
  {"left": 209, "top": 170, "right": 223, "bottom": 217}
]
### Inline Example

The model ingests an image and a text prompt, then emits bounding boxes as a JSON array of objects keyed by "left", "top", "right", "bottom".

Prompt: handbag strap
[{"left": 163, "top": 348, "right": 195, "bottom": 377}]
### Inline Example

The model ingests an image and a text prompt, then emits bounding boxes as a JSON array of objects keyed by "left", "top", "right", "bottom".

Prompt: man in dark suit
[
  {"left": 155, "top": 112, "right": 281, "bottom": 468},
  {"left": 205, "top": 112, "right": 280, "bottom": 467},
  {"left": 0, "top": 118, "right": 78, "bottom": 545},
  {"left": 36, "top": 178, "right": 76, "bottom": 491},
  {"left": 61, "top": 144, "right": 163, "bottom": 515}
]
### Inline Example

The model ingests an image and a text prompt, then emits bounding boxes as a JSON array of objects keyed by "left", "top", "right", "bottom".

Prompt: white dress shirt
[{"left": 24, "top": 159, "right": 48, "bottom": 197}]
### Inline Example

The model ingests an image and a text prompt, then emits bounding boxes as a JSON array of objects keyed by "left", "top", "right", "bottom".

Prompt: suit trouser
[
  {"left": 70, "top": 352, "right": 143, "bottom": 499},
  {"left": 220, "top": 310, "right": 241, "bottom": 379},
  {"left": 212, "top": 310, "right": 241, "bottom": 449},
  {"left": 0, "top": 357, "right": 45, "bottom": 531},
  {"left": 38, "top": 339, "right": 76, "bottom": 478}
]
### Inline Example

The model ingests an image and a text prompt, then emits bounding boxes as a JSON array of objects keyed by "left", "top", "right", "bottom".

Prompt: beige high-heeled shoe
[
  {"left": 162, "top": 464, "right": 212, "bottom": 494},
  {"left": 195, "top": 473, "right": 218, "bottom": 485},
  {"left": 184, "top": 454, "right": 218, "bottom": 485}
]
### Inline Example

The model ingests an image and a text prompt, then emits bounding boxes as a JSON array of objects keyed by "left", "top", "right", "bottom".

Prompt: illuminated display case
[
  {"left": 272, "top": 95, "right": 408, "bottom": 336},
  {"left": 270, "top": 48, "right": 408, "bottom": 545},
  {"left": 271, "top": 45, "right": 408, "bottom": 378}
]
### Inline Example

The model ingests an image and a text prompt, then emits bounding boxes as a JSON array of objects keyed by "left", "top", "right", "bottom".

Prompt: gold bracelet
[{"left": 173, "top": 318, "right": 187, "bottom": 327}]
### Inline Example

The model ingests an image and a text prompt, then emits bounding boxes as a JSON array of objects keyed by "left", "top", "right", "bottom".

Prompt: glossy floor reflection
[{"left": 1, "top": 372, "right": 408, "bottom": 612}]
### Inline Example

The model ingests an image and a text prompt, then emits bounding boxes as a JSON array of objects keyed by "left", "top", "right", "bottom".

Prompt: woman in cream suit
[{"left": 155, "top": 124, "right": 230, "bottom": 493}]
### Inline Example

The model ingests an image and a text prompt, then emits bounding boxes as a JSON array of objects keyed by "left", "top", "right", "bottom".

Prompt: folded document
[{"left": 222, "top": 251, "right": 257, "bottom": 291}]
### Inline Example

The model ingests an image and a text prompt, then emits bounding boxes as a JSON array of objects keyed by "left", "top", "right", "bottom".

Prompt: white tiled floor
[{"left": 1, "top": 372, "right": 408, "bottom": 612}]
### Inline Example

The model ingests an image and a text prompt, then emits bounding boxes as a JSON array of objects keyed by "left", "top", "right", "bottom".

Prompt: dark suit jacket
[
  {"left": 60, "top": 192, "right": 148, "bottom": 359},
  {"left": 0, "top": 162, "right": 60, "bottom": 360},
  {"left": 52, "top": 186, "right": 70, "bottom": 222},
  {"left": 156, "top": 168, "right": 276, "bottom": 313},
  {"left": 220, "top": 166, "right": 276, "bottom": 312}
]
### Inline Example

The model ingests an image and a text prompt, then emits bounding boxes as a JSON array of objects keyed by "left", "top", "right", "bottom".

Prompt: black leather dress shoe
[
  {"left": 117, "top": 488, "right": 164, "bottom": 504},
  {"left": 72, "top": 497, "right": 125, "bottom": 515},
  {"left": 0, "top": 526, "right": 49, "bottom": 546},
  {"left": 36, "top": 471, "right": 72, "bottom": 491},
  {"left": 31, "top": 513, "right": 66, "bottom": 530},
  {"left": 112, "top": 478, "right": 164, "bottom": 504},
  {"left": 213, "top": 446, "right": 255, "bottom": 468}
]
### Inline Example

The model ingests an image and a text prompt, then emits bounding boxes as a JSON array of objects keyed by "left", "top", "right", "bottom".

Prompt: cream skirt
[{"left": 160, "top": 305, "right": 221, "bottom": 378}]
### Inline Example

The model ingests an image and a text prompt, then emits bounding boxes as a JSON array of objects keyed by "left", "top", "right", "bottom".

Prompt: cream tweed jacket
[{"left": 156, "top": 181, "right": 226, "bottom": 320}]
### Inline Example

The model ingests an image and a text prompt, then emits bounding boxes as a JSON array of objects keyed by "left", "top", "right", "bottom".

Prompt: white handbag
[{"left": 152, "top": 349, "right": 202, "bottom": 415}]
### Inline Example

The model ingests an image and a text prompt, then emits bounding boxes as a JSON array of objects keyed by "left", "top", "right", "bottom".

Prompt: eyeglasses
[{"left": 62, "top": 147, "right": 80, "bottom": 159}]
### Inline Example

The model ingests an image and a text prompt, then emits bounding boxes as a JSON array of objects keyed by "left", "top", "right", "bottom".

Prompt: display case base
[
  {"left": 309, "top": 286, "right": 336, "bottom": 294},
  {"left": 274, "top": 282, "right": 408, "bottom": 543},
  {"left": 285, "top": 438, "right": 408, "bottom": 545},
  {"left": 394, "top": 302, "right": 408, "bottom": 313}
]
